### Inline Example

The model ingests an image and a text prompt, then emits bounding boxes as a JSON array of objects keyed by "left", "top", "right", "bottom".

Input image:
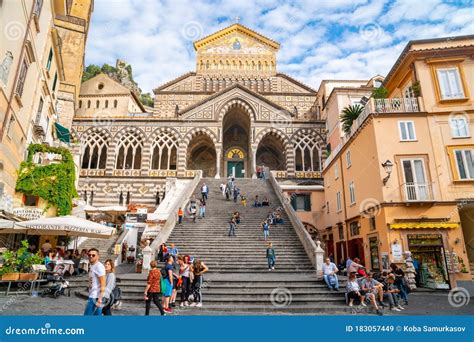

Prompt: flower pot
[
  {"left": 2, "top": 273, "right": 20, "bottom": 281},
  {"left": 19, "top": 273, "right": 38, "bottom": 281}
]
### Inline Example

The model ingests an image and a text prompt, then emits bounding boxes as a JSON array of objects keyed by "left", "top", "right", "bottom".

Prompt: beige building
[
  {"left": 318, "top": 35, "right": 474, "bottom": 290},
  {"left": 0, "top": 0, "right": 92, "bottom": 217}
]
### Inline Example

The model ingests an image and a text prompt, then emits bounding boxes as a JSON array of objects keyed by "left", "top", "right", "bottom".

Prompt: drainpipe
[{"left": 0, "top": 0, "right": 35, "bottom": 141}]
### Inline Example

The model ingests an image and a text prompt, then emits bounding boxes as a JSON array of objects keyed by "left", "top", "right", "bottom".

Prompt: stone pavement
[{"left": 0, "top": 291, "right": 472, "bottom": 316}]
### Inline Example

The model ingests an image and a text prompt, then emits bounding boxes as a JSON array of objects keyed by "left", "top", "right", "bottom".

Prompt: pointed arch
[{"left": 80, "top": 128, "right": 110, "bottom": 169}]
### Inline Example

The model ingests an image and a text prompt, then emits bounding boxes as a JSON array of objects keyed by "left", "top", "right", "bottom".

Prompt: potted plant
[
  {"left": 11, "top": 240, "right": 43, "bottom": 281},
  {"left": 0, "top": 249, "right": 20, "bottom": 280}
]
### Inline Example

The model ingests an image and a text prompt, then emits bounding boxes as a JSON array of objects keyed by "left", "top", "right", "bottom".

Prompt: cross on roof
[{"left": 234, "top": 16, "right": 240, "bottom": 23}]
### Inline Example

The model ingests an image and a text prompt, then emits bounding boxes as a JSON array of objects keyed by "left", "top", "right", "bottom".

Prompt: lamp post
[{"left": 382, "top": 160, "right": 393, "bottom": 185}]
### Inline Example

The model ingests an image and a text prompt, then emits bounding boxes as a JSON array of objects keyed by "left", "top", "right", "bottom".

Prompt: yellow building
[
  {"left": 0, "top": 0, "right": 92, "bottom": 218},
  {"left": 319, "top": 35, "right": 474, "bottom": 290}
]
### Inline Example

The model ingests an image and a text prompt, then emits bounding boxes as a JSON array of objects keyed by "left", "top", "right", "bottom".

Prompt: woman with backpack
[
  {"left": 144, "top": 260, "right": 165, "bottom": 315},
  {"left": 161, "top": 255, "right": 175, "bottom": 313},
  {"left": 102, "top": 259, "right": 117, "bottom": 316}
]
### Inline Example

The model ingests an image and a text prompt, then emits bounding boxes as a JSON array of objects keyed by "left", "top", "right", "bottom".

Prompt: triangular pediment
[
  {"left": 179, "top": 84, "right": 293, "bottom": 122},
  {"left": 80, "top": 73, "right": 131, "bottom": 96},
  {"left": 194, "top": 24, "right": 280, "bottom": 56}
]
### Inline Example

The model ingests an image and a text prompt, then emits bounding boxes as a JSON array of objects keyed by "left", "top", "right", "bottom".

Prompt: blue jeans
[
  {"left": 228, "top": 223, "right": 236, "bottom": 236},
  {"left": 263, "top": 230, "right": 269, "bottom": 240},
  {"left": 200, "top": 207, "right": 206, "bottom": 217},
  {"left": 323, "top": 274, "right": 339, "bottom": 289},
  {"left": 84, "top": 298, "right": 102, "bottom": 315},
  {"left": 267, "top": 257, "right": 275, "bottom": 269},
  {"left": 397, "top": 283, "right": 408, "bottom": 303}
]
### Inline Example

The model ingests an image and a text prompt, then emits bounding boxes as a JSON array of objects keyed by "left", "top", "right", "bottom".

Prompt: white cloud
[{"left": 85, "top": 0, "right": 474, "bottom": 93}]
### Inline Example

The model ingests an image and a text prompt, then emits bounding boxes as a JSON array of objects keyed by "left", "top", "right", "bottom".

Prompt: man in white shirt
[
  {"left": 322, "top": 257, "right": 339, "bottom": 291},
  {"left": 83, "top": 248, "right": 106, "bottom": 315}
]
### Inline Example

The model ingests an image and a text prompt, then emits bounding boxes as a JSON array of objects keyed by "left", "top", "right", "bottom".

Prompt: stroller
[{"left": 41, "top": 275, "right": 70, "bottom": 298}]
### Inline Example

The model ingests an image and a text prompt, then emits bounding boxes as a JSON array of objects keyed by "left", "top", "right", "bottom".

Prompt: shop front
[
  {"left": 407, "top": 233, "right": 450, "bottom": 289},
  {"left": 368, "top": 236, "right": 381, "bottom": 271}
]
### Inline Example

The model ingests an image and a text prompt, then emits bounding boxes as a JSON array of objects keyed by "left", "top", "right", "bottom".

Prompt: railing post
[{"left": 315, "top": 240, "right": 325, "bottom": 279}]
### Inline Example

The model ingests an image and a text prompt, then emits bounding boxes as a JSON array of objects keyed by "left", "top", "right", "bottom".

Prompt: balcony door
[{"left": 402, "top": 159, "right": 428, "bottom": 201}]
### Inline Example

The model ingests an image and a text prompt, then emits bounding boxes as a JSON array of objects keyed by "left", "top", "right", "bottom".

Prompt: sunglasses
[{"left": 88, "top": 254, "right": 97, "bottom": 257}]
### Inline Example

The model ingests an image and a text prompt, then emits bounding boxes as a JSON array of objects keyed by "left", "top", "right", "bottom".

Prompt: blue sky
[{"left": 85, "top": 0, "right": 474, "bottom": 93}]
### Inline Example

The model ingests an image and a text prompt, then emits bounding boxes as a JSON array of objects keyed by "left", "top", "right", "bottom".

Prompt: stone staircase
[
  {"left": 77, "top": 234, "right": 118, "bottom": 262},
  {"left": 75, "top": 178, "right": 350, "bottom": 314}
]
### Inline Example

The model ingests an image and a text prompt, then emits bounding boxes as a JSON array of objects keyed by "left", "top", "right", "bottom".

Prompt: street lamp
[{"left": 382, "top": 160, "right": 393, "bottom": 185}]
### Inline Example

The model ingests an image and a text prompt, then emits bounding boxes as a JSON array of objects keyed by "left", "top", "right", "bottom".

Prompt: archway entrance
[
  {"left": 222, "top": 107, "right": 251, "bottom": 178},
  {"left": 256, "top": 133, "right": 286, "bottom": 171},
  {"left": 187, "top": 133, "right": 216, "bottom": 177}
]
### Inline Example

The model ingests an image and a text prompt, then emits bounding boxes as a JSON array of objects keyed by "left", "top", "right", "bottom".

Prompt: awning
[
  {"left": 54, "top": 122, "right": 71, "bottom": 143},
  {"left": 390, "top": 222, "right": 458, "bottom": 229},
  {"left": 7, "top": 215, "right": 115, "bottom": 238}
]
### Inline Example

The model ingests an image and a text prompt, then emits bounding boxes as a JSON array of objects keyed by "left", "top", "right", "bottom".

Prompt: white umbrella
[
  {"left": 12, "top": 216, "right": 116, "bottom": 238},
  {"left": 0, "top": 219, "right": 14, "bottom": 230},
  {"left": 97, "top": 205, "right": 127, "bottom": 213}
]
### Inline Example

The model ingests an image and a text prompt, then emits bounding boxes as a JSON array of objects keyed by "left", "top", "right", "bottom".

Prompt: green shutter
[
  {"left": 54, "top": 122, "right": 70, "bottom": 143},
  {"left": 304, "top": 195, "right": 311, "bottom": 211}
]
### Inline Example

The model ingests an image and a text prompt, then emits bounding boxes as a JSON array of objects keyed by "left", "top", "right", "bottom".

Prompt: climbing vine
[{"left": 15, "top": 144, "right": 78, "bottom": 216}]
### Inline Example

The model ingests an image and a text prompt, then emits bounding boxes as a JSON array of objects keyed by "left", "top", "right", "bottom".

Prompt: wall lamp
[{"left": 382, "top": 160, "right": 393, "bottom": 185}]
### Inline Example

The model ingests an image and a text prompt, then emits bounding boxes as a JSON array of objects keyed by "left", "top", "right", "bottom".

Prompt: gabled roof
[
  {"left": 277, "top": 73, "right": 317, "bottom": 93},
  {"left": 178, "top": 83, "right": 291, "bottom": 116},
  {"left": 153, "top": 72, "right": 196, "bottom": 93},
  {"left": 194, "top": 23, "right": 280, "bottom": 51}
]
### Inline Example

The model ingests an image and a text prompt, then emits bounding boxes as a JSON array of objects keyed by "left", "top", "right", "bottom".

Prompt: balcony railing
[
  {"left": 374, "top": 97, "right": 419, "bottom": 113},
  {"left": 402, "top": 182, "right": 434, "bottom": 202}
]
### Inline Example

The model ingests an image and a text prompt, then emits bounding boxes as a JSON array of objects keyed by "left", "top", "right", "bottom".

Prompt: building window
[
  {"left": 15, "top": 59, "right": 29, "bottom": 97},
  {"left": 338, "top": 224, "right": 344, "bottom": 240},
  {"left": 151, "top": 132, "right": 178, "bottom": 170},
  {"left": 369, "top": 217, "right": 376, "bottom": 231},
  {"left": 81, "top": 131, "right": 109, "bottom": 169},
  {"left": 46, "top": 48, "right": 53, "bottom": 71},
  {"left": 349, "top": 181, "right": 356, "bottom": 205},
  {"left": 294, "top": 132, "right": 321, "bottom": 171},
  {"left": 87, "top": 100, "right": 91, "bottom": 108},
  {"left": 336, "top": 191, "right": 342, "bottom": 212},
  {"left": 291, "top": 194, "right": 311, "bottom": 212},
  {"left": 350, "top": 221, "right": 360, "bottom": 236},
  {"left": 79, "top": 100, "right": 82, "bottom": 108},
  {"left": 326, "top": 201, "right": 329, "bottom": 214},
  {"left": 454, "top": 149, "right": 474, "bottom": 180},
  {"left": 114, "top": 99, "right": 118, "bottom": 108},
  {"left": 346, "top": 150, "right": 351, "bottom": 168},
  {"left": 399, "top": 121, "right": 416, "bottom": 141},
  {"left": 450, "top": 117, "right": 470, "bottom": 138},
  {"left": 0, "top": 51, "right": 14, "bottom": 86},
  {"left": 23, "top": 194, "right": 38, "bottom": 206},
  {"left": 401, "top": 158, "right": 429, "bottom": 200},
  {"left": 115, "top": 132, "right": 143, "bottom": 169},
  {"left": 96, "top": 100, "right": 99, "bottom": 108},
  {"left": 6, "top": 116, "right": 16, "bottom": 138},
  {"left": 105, "top": 100, "right": 108, "bottom": 108},
  {"left": 35, "top": 97, "right": 43, "bottom": 122},
  {"left": 52, "top": 72, "right": 58, "bottom": 91},
  {"left": 334, "top": 162, "right": 339, "bottom": 179},
  {"left": 436, "top": 67, "right": 465, "bottom": 100}
]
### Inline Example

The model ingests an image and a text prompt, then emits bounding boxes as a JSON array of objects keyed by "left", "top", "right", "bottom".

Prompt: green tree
[
  {"left": 340, "top": 104, "right": 364, "bottom": 134},
  {"left": 82, "top": 64, "right": 101, "bottom": 82},
  {"left": 101, "top": 63, "right": 117, "bottom": 75},
  {"left": 140, "top": 92, "right": 154, "bottom": 107}
]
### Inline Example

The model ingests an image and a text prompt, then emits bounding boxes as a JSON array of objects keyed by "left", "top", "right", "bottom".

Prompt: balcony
[
  {"left": 401, "top": 182, "right": 434, "bottom": 202},
  {"left": 374, "top": 97, "right": 420, "bottom": 113},
  {"left": 33, "top": 114, "right": 48, "bottom": 138}
]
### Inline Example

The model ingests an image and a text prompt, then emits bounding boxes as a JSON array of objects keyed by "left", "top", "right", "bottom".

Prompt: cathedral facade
[{"left": 72, "top": 24, "right": 326, "bottom": 207}]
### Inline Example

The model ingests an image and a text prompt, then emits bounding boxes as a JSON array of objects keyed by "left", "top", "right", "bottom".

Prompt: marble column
[
  {"left": 215, "top": 147, "right": 221, "bottom": 179},
  {"left": 251, "top": 145, "right": 257, "bottom": 179}
]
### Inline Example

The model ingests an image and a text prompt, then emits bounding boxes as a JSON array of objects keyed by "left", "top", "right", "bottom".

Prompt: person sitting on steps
[
  {"left": 253, "top": 195, "right": 261, "bottom": 207},
  {"left": 262, "top": 197, "right": 270, "bottom": 206}
]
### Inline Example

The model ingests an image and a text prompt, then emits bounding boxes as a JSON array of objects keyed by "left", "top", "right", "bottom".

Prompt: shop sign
[{"left": 391, "top": 242, "right": 403, "bottom": 261}]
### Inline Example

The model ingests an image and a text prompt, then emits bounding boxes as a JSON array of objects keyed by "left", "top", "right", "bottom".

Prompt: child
[
  {"left": 240, "top": 193, "right": 247, "bottom": 207},
  {"left": 266, "top": 242, "right": 275, "bottom": 271},
  {"left": 177, "top": 207, "right": 184, "bottom": 225}
]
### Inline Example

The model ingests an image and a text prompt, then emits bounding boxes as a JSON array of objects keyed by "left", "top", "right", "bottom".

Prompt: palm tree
[{"left": 340, "top": 104, "right": 364, "bottom": 134}]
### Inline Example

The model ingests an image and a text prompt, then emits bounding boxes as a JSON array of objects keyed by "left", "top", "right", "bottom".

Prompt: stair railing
[
  {"left": 268, "top": 171, "right": 324, "bottom": 277},
  {"left": 150, "top": 170, "right": 203, "bottom": 253}
]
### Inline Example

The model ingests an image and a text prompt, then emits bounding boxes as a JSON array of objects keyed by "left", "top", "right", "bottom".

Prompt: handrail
[
  {"left": 268, "top": 171, "right": 319, "bottom": 269},
  {"left": 149, "top": 170, "right": 202, "bottom": 252}
]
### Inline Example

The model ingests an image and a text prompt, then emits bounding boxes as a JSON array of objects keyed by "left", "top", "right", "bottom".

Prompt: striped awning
[{"left": 390, "top": 222, "right": 458, "bottom": 229}]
